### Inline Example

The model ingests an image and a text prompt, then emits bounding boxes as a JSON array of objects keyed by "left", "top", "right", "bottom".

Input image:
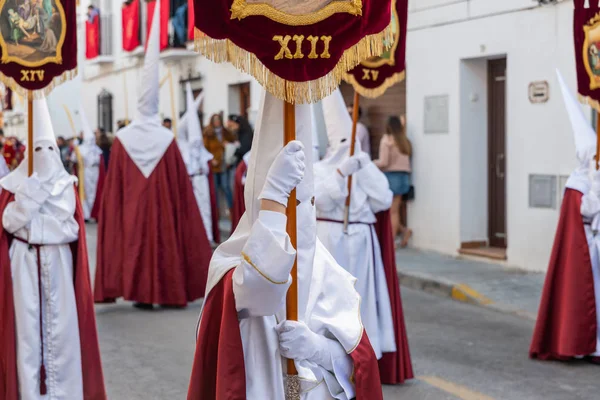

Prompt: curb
[{"left": 397, "top": 270, "right": 536, "bottom": 321}]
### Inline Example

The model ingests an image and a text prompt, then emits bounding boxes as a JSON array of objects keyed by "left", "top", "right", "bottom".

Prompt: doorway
[{"left": 487, "top": 58, "right": 507, "bottom": 249}]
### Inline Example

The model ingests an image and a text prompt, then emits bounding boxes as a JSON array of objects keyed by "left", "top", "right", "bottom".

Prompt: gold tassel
[
  {"left": 194, "top": 24, "right": 393, "bottom": 104},
  {"left": 578, "top": 93, "right": 600, "bottom": 114},
  {"left": 0, "top": 68, "right": 78, "bottom": 100},
  {"left": 343, "top": 70, "right": 406, "bottom": 98}
]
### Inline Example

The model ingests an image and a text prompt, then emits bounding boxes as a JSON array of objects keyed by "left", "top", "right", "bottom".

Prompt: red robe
[
  {"left": 0, "top": 187, "right": 106, "bottom": 400},
  {"left": 374, "top": 210, "right": 414, "bottom": 383},
  {"left": 530, "top": 188, "right": 598, "bottom": 360},
  {"left": 94, "top": 139, "right": 212, "bottom": 306},
  {"left": 208, "top": 163, "right": 221, "bottom": 244},
  {"left": 90, "top": 154, "right": 107, "bottom": 221},
  {"left": 231, "top": 160, "right": 247, "bottom": 234},
  {"left": 187, "top": 269, "right": 383, "bottom": 400}
]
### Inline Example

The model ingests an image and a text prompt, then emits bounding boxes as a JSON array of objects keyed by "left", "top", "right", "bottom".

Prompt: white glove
[
  {"left": 258, "top": 141, "right": 305, "bottom": 206},
  {"left": 16, "top": 173, "right": 50, "bottom": 205},
  {"left": 276, "top": 320, "right": 346, "bottom": 371},
  {"left": 337, "top": 152, "right": 370, "bottom": 177}
]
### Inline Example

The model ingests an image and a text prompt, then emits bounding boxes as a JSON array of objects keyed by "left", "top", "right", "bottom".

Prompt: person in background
[
  {"left": 204, "top": 113, "right": 236, "bottom": 211},
  {"left": 87, "top": 4, "right": 99, "bottom": 23},
  {"left": 227, "top": 114, "right": 253, "bottom": 165},
  {"left": 374, "top": 116, "right": 412, "bottom": 247},
  {"left": 347, "top": 103, "right": 371, "bottom": 158},
  {"left": 162, "top": 118, "right": 172, "bottom": 130},
  {"left": 172, "top": 1, "right": 188, "bottom": 47},
  {"left": 96, "top": 128, "right": 111, "bottom": 171}
]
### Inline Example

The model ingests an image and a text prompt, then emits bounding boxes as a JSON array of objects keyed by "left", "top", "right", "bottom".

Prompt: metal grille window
[{"left": 98, "top": 90, "right": 113, "bottom": 133}]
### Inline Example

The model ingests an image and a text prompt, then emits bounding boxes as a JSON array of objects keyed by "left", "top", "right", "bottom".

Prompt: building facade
[{"left": 405, "top": 0, "right": 582, "bottom": 272}]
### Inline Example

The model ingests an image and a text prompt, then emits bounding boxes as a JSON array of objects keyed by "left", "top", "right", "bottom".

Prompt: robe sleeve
[
  {"left": 2, "top": 197, "right": 39, "bottom": 234},
  {"left": 28, "top": 214, "right": 79, "bottom": 245},
  {"left": 581, "top": 191, "right": 600, "bottom": 219},
  {"left": 232, "top": 210, "right": 296, "bottom": 317},
  {"left": 356, "top": 162, "right": 393, "bottom": 213},
  {"left": 314, "top": 168, "right": 347, "bottom": 212}
]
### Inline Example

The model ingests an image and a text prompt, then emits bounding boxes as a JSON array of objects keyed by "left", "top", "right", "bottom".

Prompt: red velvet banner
[
  {"left": 574, "top": 0, "right": 600, "bottom": 111},
  {"left": 343, "top": 0, "right": 407, "bottom": 98},
  {"left": 193, "top": 0, "right": 392, "bottom": 103},
  {"left": 86, "top": 15, "right": 100, "bottom": 59},
  {"left": 122, "top": 0, "right": 140, "bottom": 51},
  {"left": 188, "top": 0, "right": 195, "bottom": 41},
  {"left": 146, "top": 0, "right": 169, "bottom": 51},
  {"left": 0, "top": 0, "right": 77, "bottom": 96}
]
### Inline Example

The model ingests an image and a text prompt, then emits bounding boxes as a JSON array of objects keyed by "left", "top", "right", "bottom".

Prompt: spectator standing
[
  {"left": 374, "top": 116, "right": 413, "bottom": 247},
  {"left": 227, "top": 114, "right": 253, "bottom": 165},
  {"left": 347, "top": 103, "right": 371, "bottom": 158},
  {"left": 204, "top": 113, "right": 236, "bottom": 211}
]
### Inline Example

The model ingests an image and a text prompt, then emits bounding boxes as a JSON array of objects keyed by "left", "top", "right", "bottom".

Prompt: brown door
[
  {"left": 239, "top": 82, "right": 251, "bottom": 119},
  {"left": 488, "top": 59, "right": 507, "bottom": 248}
]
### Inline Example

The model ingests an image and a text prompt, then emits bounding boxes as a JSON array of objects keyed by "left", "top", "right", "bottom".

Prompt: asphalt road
[{"left": 86, "top": 224, "right": 599, "bottom": 399}]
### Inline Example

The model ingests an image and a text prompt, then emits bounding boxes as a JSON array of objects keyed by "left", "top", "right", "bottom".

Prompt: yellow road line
[
  {"left": 451, "top": 283, "right": 493, "bottom": 305},
  {"left": 419, "top": 376, "right": 495, "bottom": 400}
]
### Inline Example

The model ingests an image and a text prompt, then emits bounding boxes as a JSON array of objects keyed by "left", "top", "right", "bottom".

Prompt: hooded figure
[
  {"left": 94, "top": 1, "right": 212, "bottom": 308},
  {"left": 0, "top": 98, "right": 106, "bottom": 400},
  {"left": 187, "top": 91, "right": 383, "bottom": 399},
  {"left": 313, "top": 89, "right": 413, "bottom": 383},
  {"left": 73, "top": 107, "right": 103, "bottom": 220},
  {"left": 177, "top": 84, "right": 216, "bottom": 243},
  {"left": 530, "top": 70, "right": 600, "bottom": 363}
]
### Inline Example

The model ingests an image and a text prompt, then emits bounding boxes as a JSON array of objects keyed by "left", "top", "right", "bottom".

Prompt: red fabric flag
[
  {"left": 146, "top": 0, "right": 170, "bottom": 50},
  {"left": 343, "top": 0, "right": 408, "bottom": 98},
  {"left": 188, "top": 0, "right": 195, "bottom": 41},
  {"left": 0, "top": 0, "right": 78, "bottom": 96},
  {"left": 85, "top": 15, "right": 100, "bottom": 59},
  {"left": 122, "top": 0, "right": 140, "bottom": 51},
  {"left": 574, "top": 0, "right": 600, "bottom": 111}
]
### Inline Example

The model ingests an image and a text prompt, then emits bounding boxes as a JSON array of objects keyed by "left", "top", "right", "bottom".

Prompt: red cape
[
  {"left": 231, "top": 161, "right": 247, "bottom": 234},
  {"left": 94, "top": 139, "right": 212, "bottom": 306},
  {"left": 0, "top": 187, "right": 106, "bottom": 400},
  {"left": 374, "top": 210, "right": 414, "bottom": 383},
  {"left": 530, "top": 188, "right": 598, "bottom": 360},
  {"left": 187, "top": 269, "right": 383, "bottom": 400},
  {"left": 90, "top": 153, "right": 107, "bottom": 221},
  {"left": 208, "top": 163, "right": 221, "bottom": 244}
]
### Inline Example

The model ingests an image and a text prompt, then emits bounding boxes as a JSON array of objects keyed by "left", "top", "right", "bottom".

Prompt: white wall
[{"left": 406, "top": 2, "right": 579, "bottom": 271}]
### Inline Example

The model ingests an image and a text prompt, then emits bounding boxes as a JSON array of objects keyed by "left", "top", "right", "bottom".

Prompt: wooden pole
[
  {"left": 343, "top": 91, "right": 361, "bottom": 233},
  {"left": 596, "top": 111, "right": 600, "bottom": 171},
  {"left": 168, "top": 70, "right": 177, "bottom": 135},
  {"left": 27, "top": 98, "right": 33, "bottom": 176},
  {"left": 283, "top": 100, "right": 300, "bottom": 400}
]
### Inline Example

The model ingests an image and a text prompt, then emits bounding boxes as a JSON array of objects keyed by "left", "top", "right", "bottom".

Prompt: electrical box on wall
[{"left": 528, "top": 81, "right": 549, "bottom": 104}]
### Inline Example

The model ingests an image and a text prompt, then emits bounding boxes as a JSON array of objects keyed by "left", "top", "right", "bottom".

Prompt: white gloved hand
[
  {"left": 16, "top": 173, "right": 50, "bottom": 205},
  {"left": 337, "top": 152, "right": 371, "bottom": 177},
  {"left": 276, "top": 320, "right": 343, "bottom": 371},
  {"left": 258, "top": 141, "right": 305, "bottom": 206}
]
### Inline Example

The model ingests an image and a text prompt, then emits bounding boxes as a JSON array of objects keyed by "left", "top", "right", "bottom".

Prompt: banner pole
[
  {"left": 27, "top": 98, "right": 33, "bottom": 177},
  {"left": 283, "top": 100, "right": 300, "bottom": 400},
  {"left": 343, "top": 91, "right": 361, "bottom": 233}
]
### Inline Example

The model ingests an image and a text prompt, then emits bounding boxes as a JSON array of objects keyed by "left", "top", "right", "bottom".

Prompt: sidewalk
[{"left": 396, "top": 248, "right": 545, "bottom": 320}]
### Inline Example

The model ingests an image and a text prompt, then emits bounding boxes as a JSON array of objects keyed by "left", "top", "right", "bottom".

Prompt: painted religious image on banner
[
  {"left": 230, "top": 0, "right": 361, "bottom": 25},
  {"left": 0, "top": 0, "right": 66, "bottom": 66},
  {"left": 363, "top": 0, "right": 398, "bottom": 68}
]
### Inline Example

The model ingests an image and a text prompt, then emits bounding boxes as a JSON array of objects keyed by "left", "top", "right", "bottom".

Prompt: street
[{"left": 86, "top": 225, "right": 599, "bottom": 400}]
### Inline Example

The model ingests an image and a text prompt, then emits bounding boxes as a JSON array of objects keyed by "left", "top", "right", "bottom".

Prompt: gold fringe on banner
[
  {"left": 579, "top": 93, "right": 600, "bottom": 114},
  {"left": 194, "top": 25, "right": 393, "bottom": 104},
  {"left": 0, "top": 68, "right": 78, "bottom": 100},
  {"left": 343, "top": 70, "right": 405, "bottom": 98}
]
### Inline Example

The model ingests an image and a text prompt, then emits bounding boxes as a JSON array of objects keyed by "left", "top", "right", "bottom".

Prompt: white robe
[
  {"left": 2, "top": 184, "right": 83, "bottom": 400},
  {"left": 579, "top": 190, "right": 600, "bottom": 356},
  {"left": 0, "top": 157, "right": 9, "bottom": 179},
  {"left": 178, "top": 138, "right": 214, "bottom": 243},
  {"left": 216, "top": 211, "right": 358, "bottom": 399},
  {"left": 314, "top": 159, "right": 396, "bottom": 359},
  {"left": 75, "top": 143, "right": 102, "bottom": 220}
]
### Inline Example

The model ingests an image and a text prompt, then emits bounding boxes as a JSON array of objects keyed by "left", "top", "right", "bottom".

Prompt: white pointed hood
[
  {"left": 137, "top": 0, "right": 160, "bottom": 119},
  {"left": 79, "top": 107, "right": 96, "bottom": 145},
  {"left": 1, "top": 98, "right": 76, "bottom": 195},
  {"left": 116, "top": 0, "right": 174, "bottom": 179},
  {"left": 557, "top": 69, "right": 597, "bottom": 193},
  {"left": 206, "top": 90, "right": 317, "bottom": 318},
  {"left": 177, "top": 84, "right": 213, "bottom": 174}
]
